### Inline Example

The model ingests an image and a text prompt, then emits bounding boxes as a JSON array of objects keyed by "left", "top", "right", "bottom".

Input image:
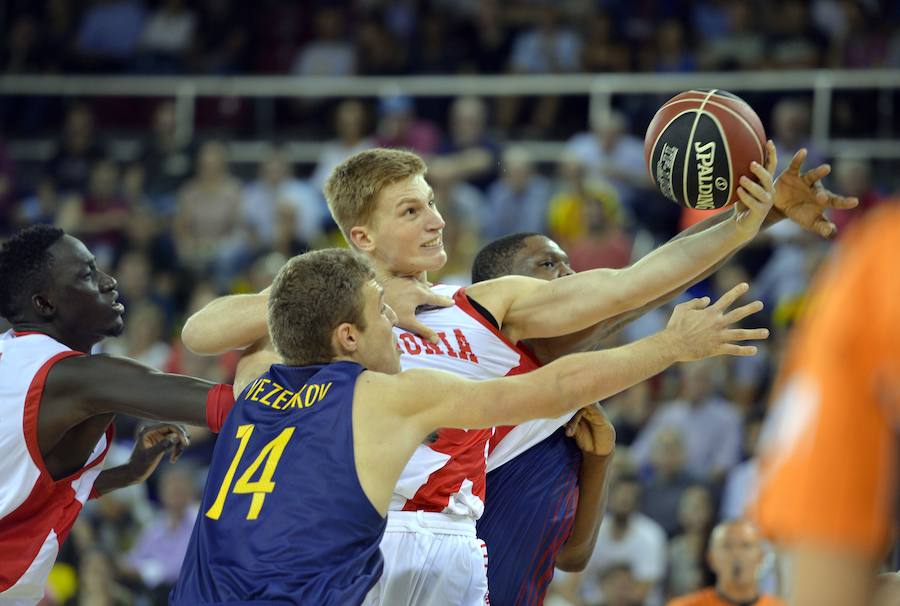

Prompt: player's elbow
[
  {"left": 181, "top": 315, "right": 221, "bottom": 355},
  {"left": 555, "top": 545, "right": 591, "bottom": 572}
]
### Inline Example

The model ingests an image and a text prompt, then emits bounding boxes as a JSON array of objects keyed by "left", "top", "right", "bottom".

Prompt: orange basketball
[{"left": 644, "top": 89, "right": 766, "bottom": 209}]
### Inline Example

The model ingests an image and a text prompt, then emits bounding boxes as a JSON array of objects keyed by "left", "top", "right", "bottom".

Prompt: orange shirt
[
  {"left": 753, "top": 205, "right": 900, "bottom": 560},
  {"left": 667, "top": 588, "right": 785, "bottom": 606}
]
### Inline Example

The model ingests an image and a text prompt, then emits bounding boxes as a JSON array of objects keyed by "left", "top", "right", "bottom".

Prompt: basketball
[{"left": 644, "top": 89, "right": 766, "bottom": 210}]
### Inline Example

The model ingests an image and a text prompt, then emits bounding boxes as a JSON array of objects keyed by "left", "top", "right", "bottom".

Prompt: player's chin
[
  {"left": 418, "top": 246, "right": 447, "bottom": 271},
  {"left": 106, "top": 316, "right": 125, "bottom": 337}
]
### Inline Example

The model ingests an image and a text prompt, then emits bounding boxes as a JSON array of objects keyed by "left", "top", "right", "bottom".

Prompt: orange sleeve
[
  {"left": 666, "top": 588, "right": 715, "bottom": 606},
  {"left": 753, "top": 207, "right": 900, "bottom": 560}
]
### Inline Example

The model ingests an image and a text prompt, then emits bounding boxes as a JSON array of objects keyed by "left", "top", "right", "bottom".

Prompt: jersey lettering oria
[{"left": 206, "top": 424, "right": 295, "bottom": 521}]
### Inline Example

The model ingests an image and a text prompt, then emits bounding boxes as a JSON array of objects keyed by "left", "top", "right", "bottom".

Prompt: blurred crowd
[{"left": 1, "top": 1, "right": 899, "bottom": 606}]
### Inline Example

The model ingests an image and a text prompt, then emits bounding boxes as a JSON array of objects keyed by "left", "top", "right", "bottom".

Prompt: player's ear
[
  {"left": 332, "top": 322, "right": 359, "bottom": 355},
  {"left": 349, "top": 225, "right": 375, "bottom": 253},
  {"left": 31, "top": 293, "right": 55, "bottom": 319}
]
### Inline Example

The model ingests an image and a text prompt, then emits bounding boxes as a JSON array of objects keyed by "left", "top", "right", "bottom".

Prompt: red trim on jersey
[
  {"left": 12, "top": 331, "right": 48, "bottom": 337},
  {"left": 488, "top": 340, "right": 543, "bottom": 455},
  {"left": 452, "top": 288, "right": 522, "bottom": 352},
  {"left": 1, "top": 350, "right": 113, "bottom": 591}
]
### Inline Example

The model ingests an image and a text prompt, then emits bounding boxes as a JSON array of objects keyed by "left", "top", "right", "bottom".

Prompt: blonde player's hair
[{"left": 324, "top": 148, "right": 427, "bottom": 245}]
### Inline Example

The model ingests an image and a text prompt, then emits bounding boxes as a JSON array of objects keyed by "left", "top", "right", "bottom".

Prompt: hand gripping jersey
[
  {"left": 171, "top": 361, "right": 386, "bottom": 606},
  {"left": 0, "top": 331, "right": 112, "bottom": 604},
  {"left": 478, "top": 427, "right": 582, "bottom": 606},
  {"left": 389, "top": 286, "right": 541, "bottom": 519}
]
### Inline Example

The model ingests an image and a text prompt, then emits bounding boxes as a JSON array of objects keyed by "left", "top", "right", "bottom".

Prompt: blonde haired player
[{"left": 183, "top": 143, "right": 854, "bottom": 606}]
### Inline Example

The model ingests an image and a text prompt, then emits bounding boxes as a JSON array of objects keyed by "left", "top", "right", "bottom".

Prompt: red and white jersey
[
  {"left": 390, "top": 285, "right": 541, "bottom": 519},
  {"left": 0, "top": 331, "right": 112, "bottom": 604}
]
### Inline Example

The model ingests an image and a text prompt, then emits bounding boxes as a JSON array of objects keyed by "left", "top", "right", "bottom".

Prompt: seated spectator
[
  {"left": 121, "top": 466, "right": 200, "bottom": 599},
  {"left": 57, "top": 158, "right": 130, "bottom": 267},
  {"left": 78, "top": 548, "right": 133, "bottom": 606},
  {"left": 764, "top": 0, "right": 828, "bottom": 69},
  {"left": 564, "top": 110, "right": 649, "bottom": 210},
  {"left": 311, "top": 100, "right": 373, "bottom": 192},
  {"left": 74, "top": 0, "right": 145, "bottom": 71},
  {"left": 508, "top": 7, "right": 581, "bottom": 74},
  {"left": 356, "top": 16, "right": 409, "bottom": 75},
  {"left": 667, "top": 485, "right": 715, "bottom": 598},
  {"left": 174, "top": 141, "right": 244, "bottom": 284},
  {"left": 47, "top": 103, "right": 104, "bottom": 195},
  {"left": 829, "top": 158, "right": 888, "bottom": 234},
  {"left": 431, "top": 96, "right": 501, "bottom": 190},
  {"left": 135, "top": 0, "right": 196, "bottom": 73},
  {"left": 14, "top": 177, "right": 62, "bottom": 229},
  {"left": 242, "top": 145, "right": 326, "bottom": 254},
  {"left": 606, "top": 381, "right": 655, "bottom": 447},
  {"left": 374, "top": 94, "right": 441, "bottom": 156},
  {"left": 581, "top": 12, "right": 632, "bottom": 72},
  {"left": 648, "top": 19, "right": 698, "bottom": 73},
  {"left": 700, "top": 1, "right": 765, "bottom": 70},
  {"left": 770, "top": 98, "right": 824, "bottom": 174},
  {"left": 667, "top": 520, "right": 784, "bottom": 606},
  {"left": 565, "top": 192, "right": 633, "bottom": 272},
  {"left": 641, "top": 429, "right": 698, "bottom": 536},
  {"left": 631, "top": 359, "right": 743, "bottom": 482},
  {"left": 573, "top": 472, "right": 667, "bottom": 606},
  {"left": 140, "top": 100, "right": 195, "bottom": 211},
  {"left": 484, "top": 146, "right": 551, "bottom": 239},
  {"left": 291, "top": 6, "right": 355, "bottom": 76}
]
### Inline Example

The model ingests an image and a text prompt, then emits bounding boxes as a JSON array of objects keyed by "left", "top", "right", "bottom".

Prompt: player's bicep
[{"left": 465, "top": 275, "right": 547, "bottom": 330}]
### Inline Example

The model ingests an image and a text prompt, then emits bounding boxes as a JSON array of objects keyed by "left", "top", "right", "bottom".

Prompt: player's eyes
[
  {"left": 428, "top": 199, "right": 436, "bottom": 208},
  {"left": 404, "top": 207, "right": 417, "bottom": 216}
]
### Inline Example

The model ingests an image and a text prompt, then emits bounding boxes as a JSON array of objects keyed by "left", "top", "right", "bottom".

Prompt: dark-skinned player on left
[{"left": 0, "top": 225, "right": 237, "bottom": 604}]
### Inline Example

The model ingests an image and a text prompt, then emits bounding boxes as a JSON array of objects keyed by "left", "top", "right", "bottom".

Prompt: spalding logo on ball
[{"left": 644, "top": 89, "right": 766, "bottom": 210}]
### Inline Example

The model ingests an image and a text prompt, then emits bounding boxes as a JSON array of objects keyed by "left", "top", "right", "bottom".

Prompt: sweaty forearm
[
  {"left": 182, "top": 289, "right": 270, "bottom": 354},
  {"left": 556, "top": 452, "right": 614, "bottom": 571},
  {"left": 92, "top": 464, "right": 142, "bottom": 496}
]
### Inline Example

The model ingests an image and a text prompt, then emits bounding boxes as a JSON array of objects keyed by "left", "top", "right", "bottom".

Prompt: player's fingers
[
  {"left": 722, "top": 300, "right": 765, "bottom": 324},
  {"left": 740, "top": 174, "right": 771, "bottom": 203},
  {"left": 711, "top": 282, "right": 750, "bottom": 312},
  {"left": 718, "top": 343, "right": 758, "bottom": 357},
  {"left": 803, "top": 163, "right": 830, "bottom": 185},
  {"left": 813, "top": 217, "right": 837, "bottom": 239},
  {"left": 824, "top": 190, "right": 859, "bottom": 210},
  {"left": 401, "top": 318, "right": 440, "bottom": 344},
  {"left": 764, "top": 140, "right": 778, "bottom": 174},
  {"left": 423, "top": 293, "right": 454, "bottom": 309},
  {"left": 723, "top": 328, "right": 770, "bottom": 342},
  {"left": 786, "top": 147, "right": 807, "bottom": 175},
  {"left": 146, "top": 434, "right": 178, "bottom": 457},
  {"left": 678, "top": 296, "right": 711, "bottom": 311},
  {"left": 736, "top": 185, "right": 770, "bottom": 214},
  {"left": 748, "top": 160, "right": 774, "bottom": 192}
]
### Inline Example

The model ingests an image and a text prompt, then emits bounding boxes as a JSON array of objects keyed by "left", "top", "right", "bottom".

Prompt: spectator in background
[
  {"left": 667, "top": 520, "right": 783, "bottom": 606},
  {"left": 720, "top": 413, "right": 764, "bottom": 521},
  {"left": 121, "top": 465, "right": 200, "bottom": 600},
  {"left": 242, "top": 145, "right": 325, "bottom": 254},
  {"left": 14, "top": 176, "right": 62, "bottom": 229},
  {"left": 57, "top": 158, "right": 130, "bottom": 267},
  {"left": 581, "top": 12, "right": 633, "bottom": 73},
  {"left": 3, "top": 15, "right": 44, "bottom": 74},
  {"left": 564, "top": 110, "right": 648, "bottom": 210},
  {"left": 484, "top": 146, "right": 551, "bottom": 239},
  {"left": 631, "top": 359, "right": 743, "bottom": 482},
  {"left": 570, "top": 472, "right": 667, "bottom": 606},
  {"left": 47, "top": 103, "right": 104, "bottom": 194},
  {"left": 606, "top": 381, "right": 655, "bottom": 447},
  {"left": 700, "top": 0, "right": 765, "bottom": 71},
  {"left": 356, "top": 16, "right": 409, "bottom": 75},
  {"left": 667, "top": 485, "right": 715, "bottom": 598},
  {"left": 429, "top": 175, "right": 484, "bottom": 284},
  {"left": 141, "top": 100, "right": 194, "bottom": 211},
  {"left": 311, "top": 100, "right": 372, "bottom": 192},
  {"left": 136, "top": 0, "right": 196, "bottom": 73},
  {"left": 647, "top": 19, "right": 698, "bottom": 73},
  {"left": 641, "top": 429, "right": 697, "bottom": 537},
  {"left": 174, "top": 141, "right": 244, "bottom": 284},
  {"left": 74, "top": 0, "right": 146, "bottom": 71},
  {"left": 829, "top": 158, "right": 887, "bottom": 233},
  {"left": 191, "top": 0, "right": 248, "bottom": 74},
  {"left": 374, "top": 94, "right": 441, "bottom": 155},
  {"left": 104, "top": 301, "right": 172, "bottom": 370},
  {"left": 291, "top": 7, "right": 356, "bottom": 76},
  {"left": 770, "top": 98, "right": 823, "bottom": 174},
  {"left": 457, "top": 0, "right": 512, "bottom": 74},
  {"left": 78, "top": 548, "right": 132, "bottom": 606},
  {"left": 432, "top": 96, "right": 500, "bottom": 189},
  {"left": 765, "top": 0, "right": 828, "bottom": 69}
]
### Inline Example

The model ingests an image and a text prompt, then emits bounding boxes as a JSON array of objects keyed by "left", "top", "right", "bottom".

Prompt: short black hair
[
  {"left": 0, "top": 225, "right": 65, "bottom": 320},
  {"left": 471, "top": 232, "right": 542, "bottom": 283}
]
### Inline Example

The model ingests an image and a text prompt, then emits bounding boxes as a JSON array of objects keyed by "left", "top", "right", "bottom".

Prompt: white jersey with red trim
[
  {"left": 0, "top": 331, "right": 112, "bottom": 604},
  {"left": 390, "top": 285, "right": 539, "bottom": 519}
]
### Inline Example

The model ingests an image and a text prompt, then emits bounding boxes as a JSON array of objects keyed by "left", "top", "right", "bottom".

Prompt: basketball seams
[
  {"left": 700, "top": 111, "right": 734, "bottom": 206},
  {"left": 647, "top": 108, "right": 696, "bottom": 182},
  {"left": 682, "top": 89, "right": 718, "bottom": 208},
  {"left": 659, "top": 97, "right": 764, "bottom": 162}
]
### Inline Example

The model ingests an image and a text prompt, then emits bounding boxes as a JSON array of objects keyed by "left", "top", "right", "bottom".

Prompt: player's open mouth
[
  {"left": 422, "top": 236, "right": 442, "bottom": 248},
  {"left": 112, "top": 300, "right": 125, "bottom": 313}
]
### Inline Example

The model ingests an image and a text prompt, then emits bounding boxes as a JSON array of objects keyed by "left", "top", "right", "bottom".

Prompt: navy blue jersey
[
  {"left": 477, "top": 428, "right": 582, "bottom": 606},
  {"left": 171, "top": 361, "right": 385, "bottom": 606}
]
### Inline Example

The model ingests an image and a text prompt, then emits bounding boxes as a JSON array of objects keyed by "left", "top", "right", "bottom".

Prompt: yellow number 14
[{"left": 205, "top": 424, "right": 295, "bottom": 521}]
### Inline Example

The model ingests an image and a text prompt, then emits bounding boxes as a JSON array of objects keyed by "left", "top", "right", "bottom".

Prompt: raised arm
[{"left": 383, "top": 283, "right": 765, "bottom": 435}]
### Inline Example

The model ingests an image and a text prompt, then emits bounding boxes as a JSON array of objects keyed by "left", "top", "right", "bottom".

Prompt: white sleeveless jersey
[
  {"left": 0, "top": 331, "right": 112, "bottom": 604},
  {"left": 390, "top": 285, "right": 541, "bottom": 519}
]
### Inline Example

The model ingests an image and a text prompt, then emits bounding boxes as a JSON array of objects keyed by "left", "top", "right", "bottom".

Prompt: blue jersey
[
  {"left": 171, "top": 361, "right": 385, "bottom": 606},
  {"left": 477, "top": 428, "right": 582, "bottom": 606}
]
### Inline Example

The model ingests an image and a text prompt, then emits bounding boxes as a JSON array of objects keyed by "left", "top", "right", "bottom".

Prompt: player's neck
[
  {"left": 11, "top": 322, "right": 94, "bottom": 353},
  {"left": 372, "top": 259, "right": 429, "bottom": 284},
  {"left": 716, "top": 580, "right": 759, "bottom": 604}
]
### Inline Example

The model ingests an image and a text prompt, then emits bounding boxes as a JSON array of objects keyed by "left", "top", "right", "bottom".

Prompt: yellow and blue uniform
[{"left": 171, "top": 361, "right": 385, "bottom": 606}]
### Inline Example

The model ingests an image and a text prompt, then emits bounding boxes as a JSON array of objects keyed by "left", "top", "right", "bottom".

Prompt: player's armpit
[{"left": 233, "top": 337, "right": 281, "bottom": 398}]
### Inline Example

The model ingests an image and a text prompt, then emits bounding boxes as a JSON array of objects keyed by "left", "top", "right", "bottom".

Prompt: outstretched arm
[
  {"left": 528, "top": 148, "right": 859, "bottom": 361},
  {"left": 470, "top": 154, "right": 776, "bottom": 344}
]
